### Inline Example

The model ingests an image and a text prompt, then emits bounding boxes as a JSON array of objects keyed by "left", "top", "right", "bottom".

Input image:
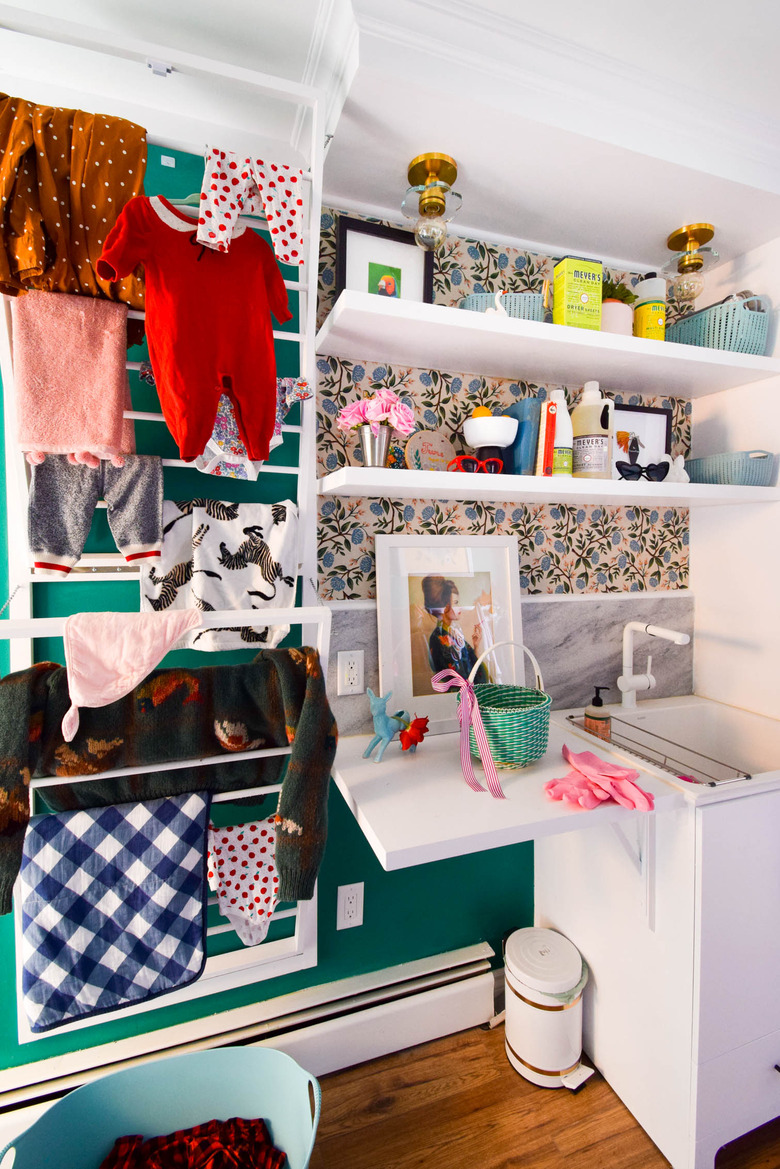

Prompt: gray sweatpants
[{"left": 29, "top": 455, "right": 163, "bottom": 576}]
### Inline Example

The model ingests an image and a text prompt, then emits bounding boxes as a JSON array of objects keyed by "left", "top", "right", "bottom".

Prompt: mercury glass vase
[{"left": 358, "top": 423, "right": 391, "bottom": 468}]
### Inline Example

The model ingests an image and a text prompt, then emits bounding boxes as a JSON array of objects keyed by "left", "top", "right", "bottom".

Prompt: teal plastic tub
[
  {"left": 666, "top": 298, "right": 769, "bottom": 355},
  {"left": 684, "top": 450, "right": 776, "bottom": 487},
  {"left": 459, "top": 292, "right": 544, "bottom": 322}
]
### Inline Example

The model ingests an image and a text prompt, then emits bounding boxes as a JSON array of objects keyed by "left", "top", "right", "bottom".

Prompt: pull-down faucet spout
[{"left": 617, "top": 621, "right": 690, "bottom": 709}]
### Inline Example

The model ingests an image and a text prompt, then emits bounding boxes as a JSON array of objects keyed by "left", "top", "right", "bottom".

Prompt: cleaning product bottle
[
  {"left": 584, "top": 686, "right": 611, "bottom": 742},
  {"left": 633, "top": 273, "right": 667, "bottom": 341},
  {"left": 549, "top": 388, "right": 572, "bottom": 476},
  {"left": 571, "top": 381, "right": 614, "bottom": 478}
]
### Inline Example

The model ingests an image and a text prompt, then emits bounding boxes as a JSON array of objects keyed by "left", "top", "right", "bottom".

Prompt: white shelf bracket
[
  {"left": 146, "top": 58, "right": 173, "bottom": 78},
  {"left": 611, "top": 815, "right": 657, "bottom": 932}
]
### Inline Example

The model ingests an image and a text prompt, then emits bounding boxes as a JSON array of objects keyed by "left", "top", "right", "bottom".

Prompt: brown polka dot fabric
[{"left": 0, "top": 94, "right": 146, "bottom": 306}]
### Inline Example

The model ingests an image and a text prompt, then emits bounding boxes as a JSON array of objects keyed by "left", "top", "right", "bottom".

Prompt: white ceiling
[
  {"left": 2, "top": 0, "right": 780, "bottom": 267},
  {"left": 323, "top": 0, "right": 780, "bottom": 268}
]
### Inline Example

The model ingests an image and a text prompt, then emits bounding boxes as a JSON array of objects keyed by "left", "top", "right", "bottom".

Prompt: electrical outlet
[
  {"left": 336, "top": 882, "right": 364, "bottom": 929},
  {"left": 337, "top": 650, "right": 364, "bottom": 696}
]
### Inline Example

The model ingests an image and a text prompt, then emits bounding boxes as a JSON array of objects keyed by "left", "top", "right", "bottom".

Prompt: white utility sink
[{"left": 557, "top": 695, "right": 780, "bottom": 789}]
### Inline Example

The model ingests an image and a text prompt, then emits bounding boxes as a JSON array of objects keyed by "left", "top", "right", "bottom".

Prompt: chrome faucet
[{"left": 617, "top": 621, "right": 690, "bottom": 709}]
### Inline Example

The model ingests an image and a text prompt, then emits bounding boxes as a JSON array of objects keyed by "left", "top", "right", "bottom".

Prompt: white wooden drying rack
[
  {"left": 0, "top": 41, "right": 329, "bottom": 1041},
  {"left": 4, "top": 606, "right": 331, "bottom": 1045}
]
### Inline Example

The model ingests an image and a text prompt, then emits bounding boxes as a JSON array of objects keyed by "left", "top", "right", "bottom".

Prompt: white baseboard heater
[{"left": 0, "top": 942, "right": 495, "bottom": 1147}]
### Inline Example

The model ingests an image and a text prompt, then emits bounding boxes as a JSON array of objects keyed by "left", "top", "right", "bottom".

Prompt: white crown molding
[
  {"left": 352, "top": 0, "right": 780, "bottom": 192},
  {"left": 292, "top": 0, "right": 359, "bottom": 153}
]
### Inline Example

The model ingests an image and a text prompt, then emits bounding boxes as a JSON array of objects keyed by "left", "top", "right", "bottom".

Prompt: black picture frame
[
  {"left": 612, "top": 403, "right": 673, "bottom": 479},
  {"left": 335, "top": 215, "right": 434, "bottom": 304}
]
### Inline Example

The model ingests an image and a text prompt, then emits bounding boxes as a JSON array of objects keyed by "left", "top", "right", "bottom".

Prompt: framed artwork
[
  {"left": 375, "top": 534, "right": 524, "bottom": 734},
  {"left": 612, "top": 404, "right": 673, "bottom": 480},
  {"left": 335, "top": 216, "right": 434, "bottom": 304}
]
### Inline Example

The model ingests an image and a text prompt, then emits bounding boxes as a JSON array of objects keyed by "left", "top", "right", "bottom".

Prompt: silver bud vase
[{"left": 357, "top": 424, "right": 391, "bottom": 468}]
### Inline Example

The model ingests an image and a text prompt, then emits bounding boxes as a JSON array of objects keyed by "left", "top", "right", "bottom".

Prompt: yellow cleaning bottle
[{"left": 571, "top": 381, "right": 614, "bottom": 479}]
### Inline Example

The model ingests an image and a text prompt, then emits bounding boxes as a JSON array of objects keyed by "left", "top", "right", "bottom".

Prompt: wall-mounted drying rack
[
  {"left": 0, "top": 37, "right": 327, "bottom": 1049},
  {"left": 6, "top": 605, "right": 331, "bottom": 1045}
]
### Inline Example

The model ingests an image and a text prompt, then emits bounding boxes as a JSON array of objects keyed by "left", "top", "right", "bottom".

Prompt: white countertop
[{"left": 332, "top": 719, "right": 683, "bottom": 871}]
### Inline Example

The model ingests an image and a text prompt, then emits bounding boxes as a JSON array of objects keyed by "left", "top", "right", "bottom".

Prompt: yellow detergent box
[{"left": 553, "top": 256, "right": 603, "bottom": 329}]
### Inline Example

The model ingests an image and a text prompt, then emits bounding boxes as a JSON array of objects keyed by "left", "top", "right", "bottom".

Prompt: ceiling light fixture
[
  {"left": 401, "top": 152, "right": 462, "bottom": 252},
  {"left": 662, "top": 223, "right": 720, "bottom": 308}
]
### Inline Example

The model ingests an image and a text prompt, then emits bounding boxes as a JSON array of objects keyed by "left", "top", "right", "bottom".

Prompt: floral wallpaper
[{"left": 316, "top": 209, "right": 690, "bottom": 600}]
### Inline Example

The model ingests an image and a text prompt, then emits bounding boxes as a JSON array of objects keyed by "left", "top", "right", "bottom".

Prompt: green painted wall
[{"left": 0, "top": 144, "right": 533, "bottom": 1076}]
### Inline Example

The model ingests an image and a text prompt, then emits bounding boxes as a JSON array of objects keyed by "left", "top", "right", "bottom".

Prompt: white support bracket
[
  {"left": 611, "top": 815, "right": 657, "bottom": 932},
  {"left": 146, "top": 58, "right": 173, "bottom": 78}
]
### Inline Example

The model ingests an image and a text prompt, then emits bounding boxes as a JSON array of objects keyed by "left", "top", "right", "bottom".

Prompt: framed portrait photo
[
  {"left": 375, "top": 534, "right": 524, "bottom": 734},
  {"left": 335, "top": 215, "right": 434, "bottom": 304},
  {"left": 612, "top": 404, "right": 673, "bottom": 480}
]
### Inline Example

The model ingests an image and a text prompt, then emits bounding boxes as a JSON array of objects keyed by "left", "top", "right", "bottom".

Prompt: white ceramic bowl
[{"left": 462, "top": 415, "right": 518, "bottom": 450}]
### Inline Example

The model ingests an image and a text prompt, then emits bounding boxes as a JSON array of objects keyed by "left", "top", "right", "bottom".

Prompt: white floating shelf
[
  {"left": 316, "top": 291, "right": 780, "bottom": 398},
  {"left": 317, "top": 466, "right": 780, "bottom": 509}
]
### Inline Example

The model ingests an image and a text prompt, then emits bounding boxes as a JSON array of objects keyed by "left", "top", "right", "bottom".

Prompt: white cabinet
[{"left": 534, "top": 784, "right": 780, "bottom": 1169}]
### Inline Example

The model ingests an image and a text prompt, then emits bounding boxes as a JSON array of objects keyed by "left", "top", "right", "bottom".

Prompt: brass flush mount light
[
  {"left": 662, "top": 222, "right": 720, "bottom": 307},
  {"left": 401, "top": 152, "right": 462, "bottom": 251}
]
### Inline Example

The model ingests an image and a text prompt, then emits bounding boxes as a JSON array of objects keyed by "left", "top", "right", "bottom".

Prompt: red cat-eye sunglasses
[{"left": 447, "top": 455, "right": 504, "bottom": 474}]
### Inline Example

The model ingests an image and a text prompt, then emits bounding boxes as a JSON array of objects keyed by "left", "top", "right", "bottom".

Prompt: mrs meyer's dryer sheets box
[{"left": 553, "top": 256, "right": 603, "bottom": 329}]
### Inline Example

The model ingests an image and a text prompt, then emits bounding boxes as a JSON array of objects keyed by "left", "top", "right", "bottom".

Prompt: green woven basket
[{"left": 462, "top": 641, "right": 552, "bottom": 771}]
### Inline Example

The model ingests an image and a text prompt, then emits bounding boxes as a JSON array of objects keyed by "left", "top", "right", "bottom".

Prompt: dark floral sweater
[{"left": 0, "top": 648, "right": 337, "bottom": 913}]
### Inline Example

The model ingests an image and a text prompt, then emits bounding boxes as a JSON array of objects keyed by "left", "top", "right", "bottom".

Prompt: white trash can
[{"left": 504, "top": 926, "right": 587, "bottom": 1088}]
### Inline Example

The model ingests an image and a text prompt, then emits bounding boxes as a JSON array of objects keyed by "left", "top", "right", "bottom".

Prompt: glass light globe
[
  {"left": 414, "top": 216, "right": 447, "bottom": 251},
  {"left": 671, "top": 271, "right": 705, "bottom": 305}
]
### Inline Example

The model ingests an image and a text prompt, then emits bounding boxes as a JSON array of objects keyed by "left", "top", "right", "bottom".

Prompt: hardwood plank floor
[{"left": 310, "top": 1026, "right": 780, "bottom": 1169}]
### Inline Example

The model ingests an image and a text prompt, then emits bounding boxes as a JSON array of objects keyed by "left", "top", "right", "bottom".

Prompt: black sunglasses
[{"left": 615, "top": 461, "right": 669, "bottom": 482}]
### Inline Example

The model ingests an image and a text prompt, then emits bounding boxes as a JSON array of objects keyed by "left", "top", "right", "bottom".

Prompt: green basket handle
[{"left": 467, "top": 639, "right": 545, "bottom": 691}]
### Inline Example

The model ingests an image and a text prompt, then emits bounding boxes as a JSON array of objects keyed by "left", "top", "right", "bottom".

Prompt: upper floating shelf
[
  {"left": 316, "top": 291, "right": 780, "bottom": 399},
  {"left": 317, "top": 467, "right": 780, "bottom": 508}
]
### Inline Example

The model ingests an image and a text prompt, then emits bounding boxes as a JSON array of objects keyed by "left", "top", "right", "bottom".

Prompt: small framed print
[
  {"left": 375, "top": 534, "right": 524, "bottom": 734},
  {"left": 612, "top": 404, "right": 673, "bottom": 480},
  {"left": 335, "top": 216, "right": 434, "bottom": 304}
]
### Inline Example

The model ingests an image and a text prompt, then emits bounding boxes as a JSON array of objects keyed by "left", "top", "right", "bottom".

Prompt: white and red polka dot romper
[
  {"left": 206, "top": 816, "right": 279, "bottom": 947},
  {"left": 197, "top": 146, "right": 304, "bottom": 265}
]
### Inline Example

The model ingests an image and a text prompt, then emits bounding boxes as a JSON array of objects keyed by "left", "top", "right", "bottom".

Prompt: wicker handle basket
[
  {"left": 464, "top": 641, "right": 552, "bottom": 771},
  {"left": 467, "top": 640, "right": 544, "bottom": 689}
]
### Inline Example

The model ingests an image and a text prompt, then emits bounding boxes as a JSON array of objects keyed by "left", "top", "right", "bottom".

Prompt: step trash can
[{"left": 504, "top": 926, "right": 589, "bottom": 1088}]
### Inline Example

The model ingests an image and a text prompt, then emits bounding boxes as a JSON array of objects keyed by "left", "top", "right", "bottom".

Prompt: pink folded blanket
[{"left": 12, "top": 291, "right": 136, "bottom": 465}]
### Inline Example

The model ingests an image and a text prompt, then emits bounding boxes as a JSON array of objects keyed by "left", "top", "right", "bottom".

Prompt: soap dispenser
[
  {"left": 584, "top": 686, "right": 611, "bottom": 742},
  {"left": 572, "top": 381, "right": 614, "bottom": 479}
]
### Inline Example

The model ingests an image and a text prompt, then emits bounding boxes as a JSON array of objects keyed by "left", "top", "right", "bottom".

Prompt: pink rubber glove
[
  {"left": 561, "top": 744, "right": 655, "bottom": 811},
  {"left": 544, "top": 771, "right": 610, "bottom": 810}
]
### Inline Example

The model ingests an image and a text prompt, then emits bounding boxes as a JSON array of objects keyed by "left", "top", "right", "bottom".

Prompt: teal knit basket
[
  {"left": 666, "top": 298, "right": 769, "bottom": 355},
  {"left": 459, "top": 292, "right": 544, "bottom": 322},
  {"left": 463, "top": 642, "right": 552, "bottom": 771}
]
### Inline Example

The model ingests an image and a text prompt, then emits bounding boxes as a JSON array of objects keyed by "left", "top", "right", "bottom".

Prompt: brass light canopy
[
  {"left": 666, "top": 223, "right": 716, "bottom": 274},
  {"left": 402, "top": 152, "right": 462, "bottom": 251}
]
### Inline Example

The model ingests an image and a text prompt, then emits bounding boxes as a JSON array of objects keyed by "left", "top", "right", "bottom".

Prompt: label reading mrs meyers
[{"left": 573, "top": 434, "right": 609, "bottom": 475}]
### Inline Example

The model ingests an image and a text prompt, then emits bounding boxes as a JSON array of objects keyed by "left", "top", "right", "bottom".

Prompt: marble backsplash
[{"left": 327, "top": 594, "right": 694, "bottom": 738}]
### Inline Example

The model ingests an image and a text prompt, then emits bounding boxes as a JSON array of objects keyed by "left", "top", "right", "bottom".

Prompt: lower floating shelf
[
  {"left": 332, "top": 724, "right": 682, "bottom": 871},
  {"left": 317, "top": 467, "right": 780, "bottom": 508}
]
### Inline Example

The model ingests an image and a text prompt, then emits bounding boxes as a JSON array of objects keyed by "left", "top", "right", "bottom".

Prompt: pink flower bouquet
[{"left": 336, "top": 388, "right": 415, "bottom": 438}]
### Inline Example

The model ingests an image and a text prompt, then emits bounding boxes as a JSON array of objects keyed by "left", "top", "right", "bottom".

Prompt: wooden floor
[{"left": 310, "top": 1026, "right": 780, "bottom": 1169}]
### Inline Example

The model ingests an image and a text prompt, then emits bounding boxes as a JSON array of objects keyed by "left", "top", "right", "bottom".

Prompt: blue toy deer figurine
[{"left": 363, "top": 688, "right": 412, "bottom": 763}]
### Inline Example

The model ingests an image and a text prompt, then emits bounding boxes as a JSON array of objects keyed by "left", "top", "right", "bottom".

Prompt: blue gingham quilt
[{"left": 20, "top": 792, "right": 211, "bottom": 1032}]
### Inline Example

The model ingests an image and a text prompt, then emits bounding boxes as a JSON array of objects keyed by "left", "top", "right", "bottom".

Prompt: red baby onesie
[{"left": 97, "top": 195, "right": 291, "bottom": 461}]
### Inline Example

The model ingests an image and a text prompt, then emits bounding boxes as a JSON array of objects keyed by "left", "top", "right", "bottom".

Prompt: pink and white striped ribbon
[{"left": 431, "top": 669, "right": 506, "bottom": 800}]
